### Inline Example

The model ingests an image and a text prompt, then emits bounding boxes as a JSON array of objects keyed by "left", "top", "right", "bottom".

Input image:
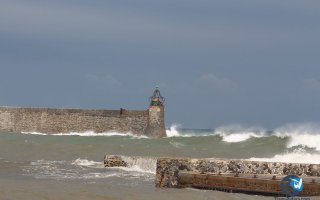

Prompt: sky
[{"left": 1, "top": 0, "right": 320, "bottom": 129}]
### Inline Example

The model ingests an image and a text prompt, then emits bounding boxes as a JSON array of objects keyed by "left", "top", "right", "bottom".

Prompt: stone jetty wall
[
  {"left": 155, "top": 157, "right": 320, "bottom": 188},
  {"left": 0, "top": 106, "right": 165, "bottom": 136}
]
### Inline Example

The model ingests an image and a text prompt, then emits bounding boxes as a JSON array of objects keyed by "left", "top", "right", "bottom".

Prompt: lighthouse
[{"left": 145, "top": 87, "right": 166, "bottom": 137}]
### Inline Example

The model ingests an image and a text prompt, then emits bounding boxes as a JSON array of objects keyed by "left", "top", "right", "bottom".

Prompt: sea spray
[
  {"left": 248, "top": 152, "right": 320, "bottom": 164},
  {"left": 72, "top": 158, "right": 103, "bottom": 167},
  {"left": 166, "top": 123, "right": 320, "bottom": 150},
  {"left": 274, "top": 123, "right": 320, "bottom": 151},
  {"left": 166, "top": 124, "right": 181, "bottom": 137},
  {"left": 117, "top": 155, "right": 157, "bottom": 174}
]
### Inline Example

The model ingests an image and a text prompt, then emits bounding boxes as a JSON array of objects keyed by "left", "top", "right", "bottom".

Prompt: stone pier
[
  {"left": 0, "top": 88, "right": 167, "bottom": 137},
  {"left": 155, "top": 157, "right": 320, "bottom": 196},
  {"left": 103, "top": 155, "right": 320, "bottom": 196}
]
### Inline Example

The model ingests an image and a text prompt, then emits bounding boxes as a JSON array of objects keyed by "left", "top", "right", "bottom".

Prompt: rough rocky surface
[
  {"left": 155, "top": 157, "right": 320, "bottom": 188},
  {"left": 104, "top": 155, "right": 128, "bottom": 167}
]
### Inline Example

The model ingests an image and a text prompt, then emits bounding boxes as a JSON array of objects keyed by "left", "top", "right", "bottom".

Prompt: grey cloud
[
  {"left": 0, "top": 1, "right": 312, "bottom": 50},
  {"left": 1, "top": 0, "right": 320, "bottom": 129},
  {"left": 86, "top": 74, "right": 122, "bottom": 87},
  {"left": 303, "top": 78, "right": 320, "bottom": 91},
  {"left": 197, "top": 74, "right": 238, "bottom": 91}
]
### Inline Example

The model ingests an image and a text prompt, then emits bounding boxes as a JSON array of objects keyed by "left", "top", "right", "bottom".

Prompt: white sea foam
[
  {"left": 21, "top": 123, "right": 320, "bottom": 151},
  {"left": 216, "top": 123, "right": 320, "bottom": 150},
  {"left": 24, "top": 159, "right": 118, "bottom": 180},
  {"left": 166, "top": 124, "right": 181, "bottom": 137},
  {"left": 273, "top": 123, "right": 320, "bottom": 151},
  {"left": 21, "top": 132, "right": 47, "bottom": 135},
  {"left": 217, "top": 123, "right": 320, "bottom": 149},
  {"left": 53, "top": 131, "right": 129, "bottom": 137},
  {"left": 167, "top": 123, "right": 320, "bottom": 151},
  {"left": 214, "top": 124, "right": 267, "bottom": 143},
  {"left": 71, "top": 158, "right": 103, "bottom": 167},
  {"left": 21, "top": 131, "right": 149, "bottom": 138},
  {"left": 166, "top": 124, "right": 267, "bottom": 142},
  {"left": 166, "top": 124, "right": 212, "bottom": 137},
  {"left": 248, "top": 152, "right": 320, "bottom": 164},
  {"left": 119, "top": 156, "right": 157, "bottom": 174},
  {"left": 249, "top": 146, "right": 320, "bottom": 164},
  {"left": 169, "top": 141, "right": 185, "bottom": 148}
]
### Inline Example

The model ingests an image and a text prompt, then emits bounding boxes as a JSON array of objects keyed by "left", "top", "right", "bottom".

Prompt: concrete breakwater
[
  {"left": 104, "top": 155, "right": 320, "bottom": 196},
  {"left": 155, "top": 157, "right": 320, "bottom": 196}
]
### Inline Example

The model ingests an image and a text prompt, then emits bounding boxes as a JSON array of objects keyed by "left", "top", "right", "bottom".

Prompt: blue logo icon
[{"left": 280, "top": 175, "right": 304, "bottom": 196}]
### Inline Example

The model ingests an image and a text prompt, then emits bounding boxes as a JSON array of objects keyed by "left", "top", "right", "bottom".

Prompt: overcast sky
[{"left": 1, "top": 0, "right": 320, "bottom": 129}]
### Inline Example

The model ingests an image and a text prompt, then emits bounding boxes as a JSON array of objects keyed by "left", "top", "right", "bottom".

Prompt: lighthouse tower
[{"left": 145, "top": 87, "right": 166, "bottom": 137}]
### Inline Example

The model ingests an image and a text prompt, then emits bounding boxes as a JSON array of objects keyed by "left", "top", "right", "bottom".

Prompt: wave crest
[
  {"left": 117, "top": 156, "right": 157, "bottom": 174},
  {"left": 166, "top": 124, "right": 181, "bottom": 137},
  {"left": 249, "top": 153, "right": 320, "bottom": 164},
  {"left": 20, "top": 123, "right": 320, "bottom": 151},
  {"left": 215, "top": 124, "right": 267, "bottom": 143},
  {"left": 274, "top": 123, "right": 320, "bottom": 151},
  {"left": 166, "top": 123, "right": 320, "bottom": 150}
]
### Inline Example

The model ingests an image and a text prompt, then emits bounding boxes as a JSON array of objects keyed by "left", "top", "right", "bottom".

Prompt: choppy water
[{"left": 0, "top": 123, "right": 320, "bottom": 200}]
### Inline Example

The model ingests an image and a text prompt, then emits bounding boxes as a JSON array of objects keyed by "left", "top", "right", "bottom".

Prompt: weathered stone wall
[
  {"left": 155, "top": 157, "right": 320, "bottom": 188},
  {"left": 0, "top": 106, "right": 149, "bottom": 135}
]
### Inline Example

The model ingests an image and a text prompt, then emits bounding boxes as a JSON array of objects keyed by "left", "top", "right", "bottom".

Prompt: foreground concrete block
[{"left": 155, "top": 157, "right": 320, "bottom": 196}]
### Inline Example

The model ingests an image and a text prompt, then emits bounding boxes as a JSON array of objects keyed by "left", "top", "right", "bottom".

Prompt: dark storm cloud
[{"left": 1, "top": 0, "right": 320, "bottom": 129}]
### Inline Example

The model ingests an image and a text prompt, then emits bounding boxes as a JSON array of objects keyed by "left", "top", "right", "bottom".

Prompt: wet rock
[
  {"left": 220, "top": 165, "right": 229, "bottom": 173},
  {"left": 239, "top": 163, "right": 250, "bottom": 173},
  {"left": 309, "top": 164, "right": 319, "bottom": 176},
  {"left": 227, "top": 161, "right": 240, "bottom": 173},
  {"left": 196, "top": 161, "right": 219, "bottom": 173},
  {"left": 104, "top": 155, "right": 128, "bottom": 167}
]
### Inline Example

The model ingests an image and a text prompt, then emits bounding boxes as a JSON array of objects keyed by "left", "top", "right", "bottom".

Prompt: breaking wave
[
  {"left": 214, "top": 124, "right": 267, "bottom": 143},
  {"left": 248, "top": 147, "right": 320, "bottom": 164},
  {"left": 20, "top": 123, "right": 320, "bottom": 152},
  {"left": 166, "top": 124, "right": 267, "bottom": 141},
  {"left": 166, "top": 124, "right": 181, "bottom": 137},
  {"left": 274, "top": 123, "right": 320, "bottom": 151},
  {"left": 113, "top": 155, "right": 157, "bottom": 174},
  {"left": 249, "top": 152, "right": 320, "bottom": 164},
  {"left": 166, "top": 123, "right": 320, "bottom": 151}
]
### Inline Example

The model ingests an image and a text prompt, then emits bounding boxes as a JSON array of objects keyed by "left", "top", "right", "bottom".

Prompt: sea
[{"left": 0, "top": 123, "right": 320, "bottom": 200}]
